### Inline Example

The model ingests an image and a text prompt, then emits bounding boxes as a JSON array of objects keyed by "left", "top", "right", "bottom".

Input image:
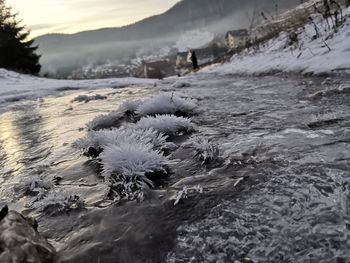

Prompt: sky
[{"left": 7, "top": 0, "right": 180, "bottom": 37}]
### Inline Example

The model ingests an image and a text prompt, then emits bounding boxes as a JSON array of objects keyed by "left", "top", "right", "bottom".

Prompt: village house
[
  {"left": 176, "top": 52, "right": 191, "bottom": 69},
  {"left": 225, "top": 29, "right": 249, "bottom": 49}
]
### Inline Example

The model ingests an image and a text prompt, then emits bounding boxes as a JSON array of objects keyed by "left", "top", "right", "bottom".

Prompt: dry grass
[{"left": 250, "top": 0, "right": 348, "bottom": 45}]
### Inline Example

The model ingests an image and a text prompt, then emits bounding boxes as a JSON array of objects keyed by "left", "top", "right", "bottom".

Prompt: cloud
[{"left": 28, "top": 23, "right": 55, "bottom": 31}]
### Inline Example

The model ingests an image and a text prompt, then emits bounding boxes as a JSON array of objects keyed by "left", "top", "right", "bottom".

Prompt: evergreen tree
[{"left": 0, "top": 0, "right": 41, "bottom": 74}]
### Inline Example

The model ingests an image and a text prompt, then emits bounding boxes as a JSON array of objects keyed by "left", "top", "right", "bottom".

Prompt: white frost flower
[
  {"left": 137, "top": 93, "right": 197, "bottom": 116},
  {"left": 100, "top": 143, "right": 172, "bottom": 182},
  {"left": 136, "top": 114, "right": 195, "bottom": 135}
]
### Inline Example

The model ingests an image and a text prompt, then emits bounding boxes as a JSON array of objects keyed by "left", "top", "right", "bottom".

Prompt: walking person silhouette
[{"left": 190, "top": 50, "right": 199, "bottom": 71}]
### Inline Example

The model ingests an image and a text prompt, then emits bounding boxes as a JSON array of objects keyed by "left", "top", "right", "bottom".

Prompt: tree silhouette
[{"left": 0, "top": 0, "right": 41, "bottom": 74}]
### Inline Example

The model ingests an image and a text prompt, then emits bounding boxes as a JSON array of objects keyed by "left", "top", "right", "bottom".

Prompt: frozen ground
[
  {"left": 0, "top": 70, "right": 349, "bottom": 262},
  {"left": 0, "top": 68, "right": 156, "bottom": 104},
  {"left": 205, "top": 7, "right": 350, "bottom": 75}
]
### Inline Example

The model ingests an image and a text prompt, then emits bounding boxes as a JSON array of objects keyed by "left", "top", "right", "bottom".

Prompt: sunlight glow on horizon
[{"left": 7, "top": 0, "right": 180, "bottom": 37}]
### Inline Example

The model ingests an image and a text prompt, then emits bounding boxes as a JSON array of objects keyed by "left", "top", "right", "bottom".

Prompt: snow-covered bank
[
  {"left": 206, "top": 7, "right": 350, "bottom": 75},
  {"left": 0, "top": 69, "right": 156, "bottom": 102}
]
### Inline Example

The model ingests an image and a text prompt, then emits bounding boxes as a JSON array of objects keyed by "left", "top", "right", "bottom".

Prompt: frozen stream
[{"left": 0, "top": 73, "right": 350, "bottom": 262}]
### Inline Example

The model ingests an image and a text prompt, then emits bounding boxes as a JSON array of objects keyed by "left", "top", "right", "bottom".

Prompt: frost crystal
[
  {"left": 119, "top": 99, "right": 143, "bottom": 114},
  {"left": 101, "top": 143, "right": 170, "bottom": 180},
  {"left": 173, "top": 185, "right": 203, "bottom": 206},
  {"left": 31, "top": 191, "right": 84, "bottom": 216},
  {"left": 100, "top": 143, "right": 173, "bottom": 200},
  {"left": 137, "top": 94, "right": 197, "bottom": 116},
  {"left": 15, "top": 175, "right": 54, "bottom": 197},
  {"left": 186, "top": 137, "right": 220, "bottom": 164},
  {"left": 74, "top": 126, "right": 172, "bottom": 154},
  {"left": 87, "top": 110, "right": 124, "bottom": 130},
  {"left": 136, "top": 114, "right": 195, "bottom": 135}
]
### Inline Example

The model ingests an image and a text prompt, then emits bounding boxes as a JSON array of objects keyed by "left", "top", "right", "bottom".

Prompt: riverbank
[{"left": 202, "top": 6, "right": 350, "bottom": 76}]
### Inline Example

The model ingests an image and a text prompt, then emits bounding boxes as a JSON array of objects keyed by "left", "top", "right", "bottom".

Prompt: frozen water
[
  {"left": 0, "top": 68, "right": 350, "bottom": 262},
  {"left": 71, "top": 94, "right": 107, "bottom": 103}
]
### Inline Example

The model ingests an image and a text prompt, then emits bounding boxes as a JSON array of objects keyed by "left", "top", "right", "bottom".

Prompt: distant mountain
[{"left": 35, "top": 0, "right": 300, "bottom": 75}]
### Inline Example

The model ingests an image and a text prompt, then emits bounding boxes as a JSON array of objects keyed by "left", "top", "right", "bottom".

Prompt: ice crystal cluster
[
  {"left": 32, "top": 192, "right": 84, "bottom": 216},
  {"left": 75, "top": 127, "right": 172, "bottom": 153},
  {"left": 14, "top": 175, "right": 84, "bottom": 216},
  {"left": 87, "top": 93, "right": 197, "bottom": 130},
  {"left": 185, "top": 136, "right": 220, "bottom": 164},
  {"left": 136, "top": 114, "right": 195, "bottom": 135},
  {"left": 76, "top": 93, "right": 198, "bottom": 201},
  {"left": 136, "top": 93, "right": 197, "bottom": 116},
  {"left": 77, "top": 92, "right": 219, "bottom": 203},
  {"left": 87, "top": 110, "right": 125, "bottom": 130}
]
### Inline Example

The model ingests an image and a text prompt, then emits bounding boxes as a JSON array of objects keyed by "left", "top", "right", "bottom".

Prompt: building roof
[{"left": 225, "top": 29, "right": 249, "bottom": 38}]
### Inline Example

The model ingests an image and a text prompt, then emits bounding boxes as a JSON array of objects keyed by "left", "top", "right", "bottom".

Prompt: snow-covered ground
[
  {"left": 206, "top": 7, "right": 350, "bottom": 75},
  {"left": 2, "top": 7, "right": 348, "bottom": 106},
  {"left": 0, "top": 69, "right": 156, "bottom": 102}
]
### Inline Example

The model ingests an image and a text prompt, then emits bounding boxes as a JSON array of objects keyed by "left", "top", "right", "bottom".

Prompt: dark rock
[
  {"left": 0, "top": 205, "right": 8, "bottom": 221},
  {"left": 0, "top": 210, "right": 56, "bottom": 263}
]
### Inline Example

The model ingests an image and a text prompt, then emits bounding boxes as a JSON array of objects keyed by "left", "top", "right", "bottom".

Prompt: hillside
[
  {"left": 206, "top": 3, "right": 350, "bottom": 75},
  {"left": 35, "top": 0, "right": 299, "bottom": 75}
]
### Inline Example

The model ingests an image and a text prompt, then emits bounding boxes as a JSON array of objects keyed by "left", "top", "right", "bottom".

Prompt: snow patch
[
  {"left": 173, "top": 80, "right": 191, "bottom": 89},
  {"left": 0, "top": 68, "right": 155, "bottom": 103},
  {"left": 206, "top": 7, "right": 350, "bottom": 75}
]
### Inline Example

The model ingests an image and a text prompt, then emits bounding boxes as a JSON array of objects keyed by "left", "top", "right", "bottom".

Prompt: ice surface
[
  {"left": 14, "top": 175, "right": 54, "bottom": 197},
  {"left": 71, "top": 94, "right": 107, "bottom": 103}
]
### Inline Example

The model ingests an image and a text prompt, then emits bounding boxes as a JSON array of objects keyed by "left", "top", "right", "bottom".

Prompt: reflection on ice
[{"left": 0, "top": 114, "right": 25, "bottom": 176}]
